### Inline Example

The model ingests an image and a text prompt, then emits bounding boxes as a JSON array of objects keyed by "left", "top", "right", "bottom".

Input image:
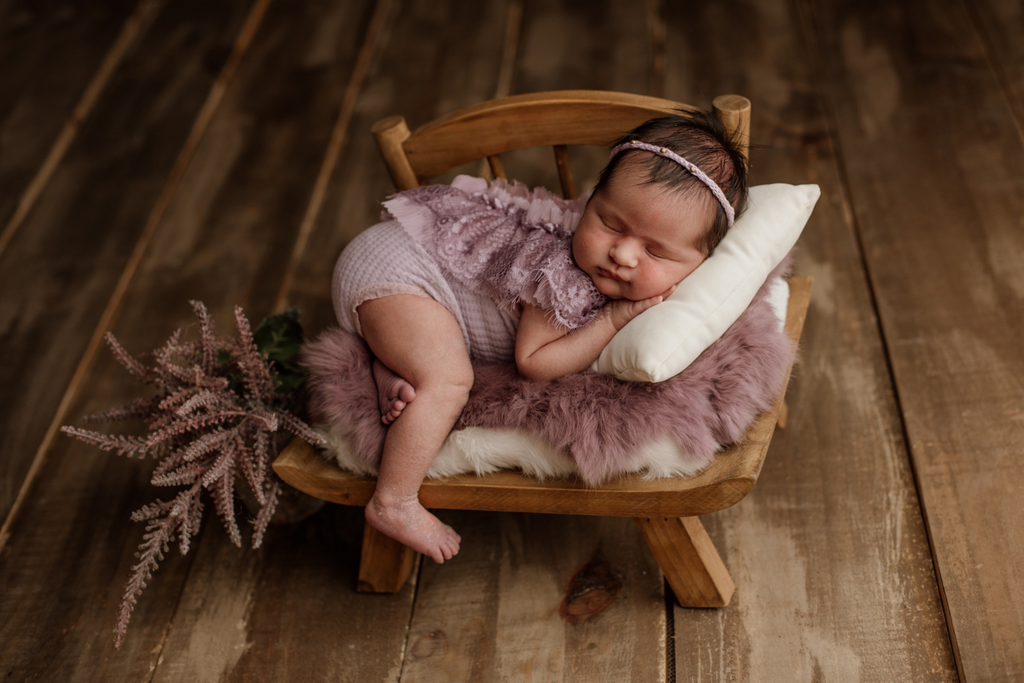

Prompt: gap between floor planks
[{"left": 0, "top": 0, "right": 273, "bottom": 555}]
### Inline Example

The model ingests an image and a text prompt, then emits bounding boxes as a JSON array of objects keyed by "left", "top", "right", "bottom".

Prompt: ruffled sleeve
[{"left": 383, "top": 175, "right": 608, "bottom": 329}]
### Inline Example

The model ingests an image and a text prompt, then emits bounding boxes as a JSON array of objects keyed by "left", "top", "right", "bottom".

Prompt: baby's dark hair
[{"left": 593, "top": 109, "right": 749, "bottom": 256}]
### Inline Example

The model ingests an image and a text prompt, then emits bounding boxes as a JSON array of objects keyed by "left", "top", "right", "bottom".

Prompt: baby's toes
[{"left": 441, "top": 533, "right": 461, "bottom": 559}]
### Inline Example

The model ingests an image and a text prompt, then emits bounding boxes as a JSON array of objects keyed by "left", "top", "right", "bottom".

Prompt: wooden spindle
[
  {"left": 487, "top": 154, "right": 507, "bottom": 180},
  {"left": 712, "top": 94, "right": 751, "bottom": 168},
  {"left": 553, "top": 144, "right": 576, "bottom": 199},
  {"left": 371, "top": 116, "right": 419, "bottom": 190}
]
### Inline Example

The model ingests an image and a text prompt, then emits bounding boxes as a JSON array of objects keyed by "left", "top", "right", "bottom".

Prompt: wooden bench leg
[
  {"left": 357, "top": 521, "right": 417, "bottom": 593},
  {"left": 633, "top": 516, "right": 735, "bottom": 607}
]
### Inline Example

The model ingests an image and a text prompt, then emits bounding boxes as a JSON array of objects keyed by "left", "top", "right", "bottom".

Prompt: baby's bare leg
[{"left": 357, "top": 294, "right": 470, "bottom": 563}]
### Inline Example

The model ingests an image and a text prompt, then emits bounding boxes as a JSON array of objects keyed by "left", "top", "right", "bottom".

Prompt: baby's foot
[
  {"left": 372, "top": 359, "right": 416, "bottom": 425},
  {"left": 365, "top": 494, "right": 461, "bottom": 564}
]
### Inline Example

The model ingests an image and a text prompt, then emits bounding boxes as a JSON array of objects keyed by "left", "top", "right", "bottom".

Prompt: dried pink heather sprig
[
  {"left": 192, "top": 300, "right": 218, "bottom": 376},
  {"left": 252, "top": 479, "right": 280, "bottom": 549},
  {"left": 116, "top": 500, "right": 178, "bottom": 650},
  {"left": 60, "top": 427, "right": 151, "bottom": 459},
  {"left": 84, "top": 396, "right": 162, "bottom": 423},
  {"left": 61, "top": 302, "right": 325, "bottom": 649}
]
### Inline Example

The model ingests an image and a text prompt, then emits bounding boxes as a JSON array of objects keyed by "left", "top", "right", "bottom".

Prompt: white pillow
[{"left": 592, "top": 183, "right": 820, "bottom": 382}]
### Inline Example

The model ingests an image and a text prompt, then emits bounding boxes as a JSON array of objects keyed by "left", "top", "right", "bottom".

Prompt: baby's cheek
[
  {"left": 575, "top": 232, "right": 601, "bottom": 263},
  {"left": 633, "top": 263, "right": 668, "bottom": 297},
  {"left": 634, "top": 261, "right": 655, "bottom": 282}
]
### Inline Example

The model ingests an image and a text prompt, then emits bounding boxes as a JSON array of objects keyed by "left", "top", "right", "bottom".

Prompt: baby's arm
[{"left": 514, "top": 287, "right": 674, "bottom": 382}]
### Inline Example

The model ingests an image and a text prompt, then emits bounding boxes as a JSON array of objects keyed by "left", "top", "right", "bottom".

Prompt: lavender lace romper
[{"left": 332, "top": 175, "right": 607, "bottom": 363}]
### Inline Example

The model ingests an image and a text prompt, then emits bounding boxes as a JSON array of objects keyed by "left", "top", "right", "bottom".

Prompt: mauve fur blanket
[{"left": 302, "top": 257, "right": 795, "bottom": 486}]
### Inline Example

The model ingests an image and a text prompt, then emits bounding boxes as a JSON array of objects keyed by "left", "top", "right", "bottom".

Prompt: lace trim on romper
[{"left": 382, "top": 175, "right": 608, "bottom": 330}]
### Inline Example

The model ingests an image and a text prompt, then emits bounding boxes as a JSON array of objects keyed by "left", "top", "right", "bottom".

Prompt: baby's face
[{"left": 573, "top": 164, "right": 713, "bottom": 301}]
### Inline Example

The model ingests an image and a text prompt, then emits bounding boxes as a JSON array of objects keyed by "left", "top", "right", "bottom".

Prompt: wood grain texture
[
  {"left": 372, "top": 115, "right": 418, "bottom": 191},
  {"left": 399, "top": 512, "right": 665, "bottom": 683},
  {"left": 497, "top": 0, "right": 657, "bottom": 197},
  {"left": 0, "top": 0, "right": 254, "bottom": 527},
  {"left": 150, "top": 504, "right": 418, "bottom": 683},
  {"left": 269, "top": 1, "right": 524, "bottom": 674},
  {"left": 663, "top": 0, "right": 958, "bottom": 680},
  {"left": 282, "top": 0, "right": 522, "bottom": 334},
  {"left": 400, "top": 3, "right": 664, "bottom": 680},
  {"left": 0, "top": 2, "right": 263, "bottom": 678},
  {"left": 553, "top": 144, "right": 576, "bottom": 198},
  {"left": 275, "top": 437, "right": 757, "bottom": 517},
  {"left": 114, "top": 1, "right": 425, "bottom": 680},
  {"left": 3, "top": 0, "right": 1012, "bottom": 678},
  {"left": 384, "top": 88, "right": 759, "bottom": 194},
  {"left": 802, "top": 0, "right": 1024, "bottom": 679},
  {"left": 400, "top": 91, "right": 692, "bottom": 181},
  {"left": 968, "top": 0, "right": 1024, "bottom": 131},
  {"left": 271, "top": 4, "right": 529, "bottom": 664},
  {"left": 487, "top": 153, "right": 508, "bottom": 181},
  {"left": 634, "top": 516, "right": 735, "bottom": 607},
  {"left": 271, "top": 0, "right": 395, "bottom": 315},
  {"left": 712, "top": 93, "right": 751, "bottom": 164},
  {"left": 283, "top": 1, "right": 670, "bottom": 679},
  {"left": 0, "top": 0, "right": 138, "bottom": 237},
  {"left": 358, "top": 521, "right": 417, "bottom": 593}
]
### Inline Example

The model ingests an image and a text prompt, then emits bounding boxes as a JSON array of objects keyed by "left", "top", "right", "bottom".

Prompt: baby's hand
[{"left": 606, "top": 284, "right": 676, "bottom": 331}]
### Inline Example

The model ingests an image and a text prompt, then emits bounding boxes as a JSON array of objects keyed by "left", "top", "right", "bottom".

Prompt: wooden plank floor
[{"left": 1, "top": 0, "right": 1020, "bottom": 680}]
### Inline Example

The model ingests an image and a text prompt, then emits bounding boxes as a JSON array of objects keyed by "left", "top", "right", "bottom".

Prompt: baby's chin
[
  {"left": 593, "top": 279, "right": 625, "bottom": 299},
  {"left": 592, "top": 273, "right": 665, "bottom": 301},
  {"left": 595, "top": 278, "right": 653, "bottom": 301}
]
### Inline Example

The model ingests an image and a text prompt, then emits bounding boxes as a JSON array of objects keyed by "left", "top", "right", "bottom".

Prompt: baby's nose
[{"left": 610, "top": 241, "right": 639, "bottom": 267}]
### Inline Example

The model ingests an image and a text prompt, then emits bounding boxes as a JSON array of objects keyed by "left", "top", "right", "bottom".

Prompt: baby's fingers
[
  {"left": 641, "top": 294, "right": 664, "bottom": 309},
  {"left": 609, "top": 293, "right": 668, "bottom": 330},
  {"left": 631, "top": 295, "right": 663, "bottom": 317}
]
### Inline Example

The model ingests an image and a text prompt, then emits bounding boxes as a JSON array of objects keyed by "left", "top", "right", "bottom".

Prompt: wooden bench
[{"left": 273, "top": 91, "right": 812, "bottom": 606}]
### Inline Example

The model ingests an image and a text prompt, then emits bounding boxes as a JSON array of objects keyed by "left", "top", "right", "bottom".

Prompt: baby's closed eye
[{"left": 601, "top": 218, "right": 621, "bottom": 234}]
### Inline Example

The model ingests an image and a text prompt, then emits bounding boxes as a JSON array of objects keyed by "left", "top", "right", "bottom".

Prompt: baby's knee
[
  {"left": 442, "top": 365, "right": 474, "bottom": 406},
  {"left": 420, "top": 363, "right": 473, "bottom": 408}
]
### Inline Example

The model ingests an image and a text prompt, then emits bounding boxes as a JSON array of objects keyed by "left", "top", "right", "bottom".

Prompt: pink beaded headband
[{"left": 610, "top": 139, "right": 735, "bottom": 228}]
